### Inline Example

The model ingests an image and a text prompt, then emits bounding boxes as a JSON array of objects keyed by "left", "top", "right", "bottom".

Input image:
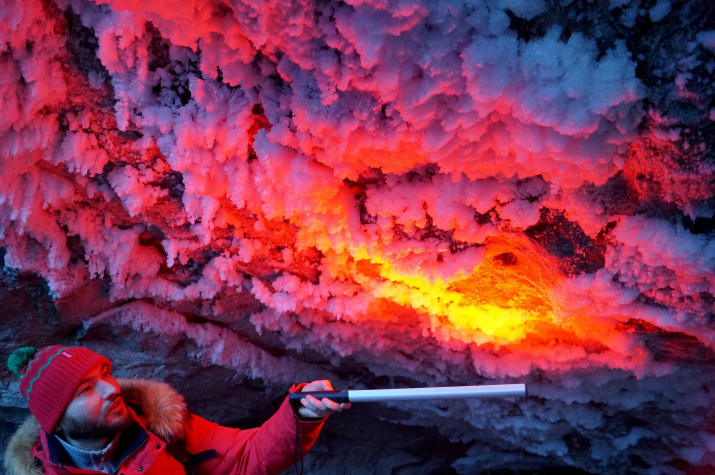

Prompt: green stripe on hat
[
  {"left": 25, "top": 348, "right": 65, "bottom": 400},
  {"left": 20, "top": 348, "right": 45, "bottom": 380}
]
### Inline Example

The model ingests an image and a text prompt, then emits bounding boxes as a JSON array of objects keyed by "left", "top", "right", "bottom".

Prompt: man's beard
[{"left": 59, "top": 398, "right": 131, "bottom": 441}]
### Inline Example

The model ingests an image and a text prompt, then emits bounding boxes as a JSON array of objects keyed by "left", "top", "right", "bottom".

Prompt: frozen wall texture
[{"left": 1, "top": 0, "right": 714, "bottom": 473}]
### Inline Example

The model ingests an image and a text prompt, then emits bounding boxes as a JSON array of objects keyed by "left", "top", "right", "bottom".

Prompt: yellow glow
[{"left": 356, "top": 234, "right": 562, "bottom": 344}]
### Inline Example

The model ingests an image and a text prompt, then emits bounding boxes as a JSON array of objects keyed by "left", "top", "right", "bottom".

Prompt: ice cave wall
[{"left": 1, "top": 0, "right": 714, "bottom": 473}]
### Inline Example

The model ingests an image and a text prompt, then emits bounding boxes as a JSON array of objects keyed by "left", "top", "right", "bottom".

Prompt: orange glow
[{"left": 342, "top": 139, "right": 428, "bottom": 176}]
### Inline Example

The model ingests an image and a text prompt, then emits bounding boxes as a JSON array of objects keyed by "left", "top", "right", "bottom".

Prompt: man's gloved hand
[{"left": 294, "top": 380, "right": 350, "bottom": 420}]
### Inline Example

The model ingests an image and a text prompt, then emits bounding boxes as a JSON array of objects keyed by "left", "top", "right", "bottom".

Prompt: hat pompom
[{"left": 8, "top": 347, "right": 37, "bottom": 377}]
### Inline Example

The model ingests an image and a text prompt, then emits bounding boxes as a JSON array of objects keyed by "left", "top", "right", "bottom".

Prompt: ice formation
[{"left": 1, "top": 0, "right": 713, "bottom": 473}]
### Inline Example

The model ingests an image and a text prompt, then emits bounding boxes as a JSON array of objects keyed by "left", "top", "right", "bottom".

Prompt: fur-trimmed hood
[{"left": 4, "top": 378, "right": 188, "bottom": 475}]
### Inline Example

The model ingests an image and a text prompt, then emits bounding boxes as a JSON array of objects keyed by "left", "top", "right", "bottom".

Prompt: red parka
[{"left": 5, "top": 378, "right": 324, "bottom": 475}]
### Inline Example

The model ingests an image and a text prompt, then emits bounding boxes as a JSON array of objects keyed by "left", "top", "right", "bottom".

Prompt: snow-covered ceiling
[{"left": 1, "top": 0, "right": 714, "bottom": 473}]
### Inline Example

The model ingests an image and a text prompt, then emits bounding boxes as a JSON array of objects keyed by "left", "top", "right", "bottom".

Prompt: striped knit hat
[{"left": 7, "top": 346, "right": 110, "bottom": 433}]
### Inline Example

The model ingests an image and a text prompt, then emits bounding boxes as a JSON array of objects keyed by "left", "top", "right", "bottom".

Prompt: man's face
[{"left": 57, "top": 363, "right": 131, "bottom": 440}]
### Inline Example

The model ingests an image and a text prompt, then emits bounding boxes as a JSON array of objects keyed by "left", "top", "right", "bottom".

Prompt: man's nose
[{"left": 98, "top": 379, "right": 119, "bottom": 398}]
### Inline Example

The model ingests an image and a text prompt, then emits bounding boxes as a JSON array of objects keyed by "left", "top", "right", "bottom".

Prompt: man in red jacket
[{"left": 4, "top": 345, "right": 348, "bottom": 475}]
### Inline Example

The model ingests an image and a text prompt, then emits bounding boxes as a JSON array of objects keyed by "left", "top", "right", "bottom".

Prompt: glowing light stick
[{"left": 289, "top": 384, "right": 526, "bottom": 404}]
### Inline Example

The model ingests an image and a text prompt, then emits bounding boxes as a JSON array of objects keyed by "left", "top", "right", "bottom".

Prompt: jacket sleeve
[{"left": 184, "top": 385, "right": 325, "bottom": 475}]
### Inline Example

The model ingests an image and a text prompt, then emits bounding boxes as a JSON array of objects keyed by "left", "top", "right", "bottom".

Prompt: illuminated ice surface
[{"left": 1, "top": 0, "right": 713, "bottom": 473}]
